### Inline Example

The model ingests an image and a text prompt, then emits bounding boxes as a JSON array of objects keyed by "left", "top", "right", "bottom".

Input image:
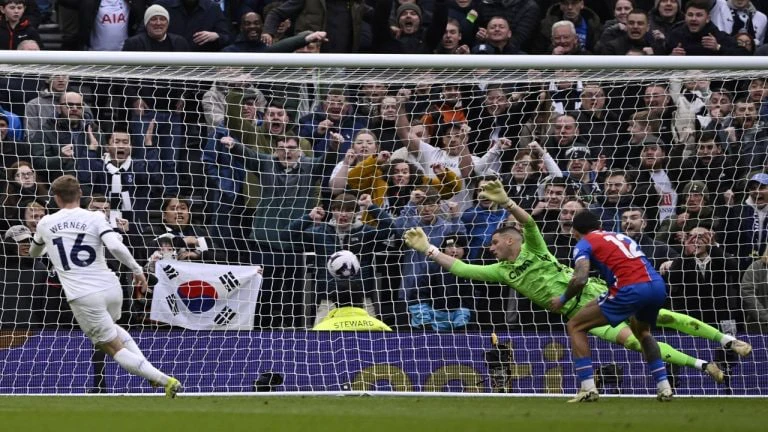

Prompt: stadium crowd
[{"left": 0, "top": 0, "right": 767, "bottom": 334}]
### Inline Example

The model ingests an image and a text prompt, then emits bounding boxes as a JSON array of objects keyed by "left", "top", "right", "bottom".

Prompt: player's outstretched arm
[
  {"left": 478, "top": 180, "right": 531, "bottom": 224},
  {"left": 403, "top": 227, "right": 456, "bottom": 270}
]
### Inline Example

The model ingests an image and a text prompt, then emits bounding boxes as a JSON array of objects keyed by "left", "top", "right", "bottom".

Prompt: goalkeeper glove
[
  {"left": 478, "top": 180, "right": 511, "bottom": 207},
  {"left": 403, "top": 227, "right": 439, "bottom": 258}
]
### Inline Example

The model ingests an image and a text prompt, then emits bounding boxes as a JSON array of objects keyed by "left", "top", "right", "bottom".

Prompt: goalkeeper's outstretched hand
[
  {"left": 478, "top": 180, "right": 511, "bottom": 207},
  {"left": 403, "top": 227, "right": 431, "bottom": 253}
]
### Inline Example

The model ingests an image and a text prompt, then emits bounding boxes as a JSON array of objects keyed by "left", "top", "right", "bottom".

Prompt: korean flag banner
[{"left": 150, "top": 260, "right": 262, "bottom": 330}]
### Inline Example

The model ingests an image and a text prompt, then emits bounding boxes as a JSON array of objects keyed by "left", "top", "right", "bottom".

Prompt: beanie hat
[
  {"left": 144, "top": 4, "right": 170, "bottom": 26},
  {"left": 397, "top": 3, "right": 423, "bottom": 20}
]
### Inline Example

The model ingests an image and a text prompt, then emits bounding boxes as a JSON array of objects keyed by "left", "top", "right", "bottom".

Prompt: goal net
[{"left": 0, "top": 53, "right": 766, "bottom": 396}]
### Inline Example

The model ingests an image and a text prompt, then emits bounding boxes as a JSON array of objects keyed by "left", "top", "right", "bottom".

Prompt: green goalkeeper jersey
[{"left": 449, "top": 217, "right": 607, "bottom": 319}]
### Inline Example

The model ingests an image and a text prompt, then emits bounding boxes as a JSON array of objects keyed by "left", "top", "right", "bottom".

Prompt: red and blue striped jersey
[{"left": 572, "top": 231, "right": 660, "bottom": 293}]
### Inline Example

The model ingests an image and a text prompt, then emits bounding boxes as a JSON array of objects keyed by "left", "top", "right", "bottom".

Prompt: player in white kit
[{"left": 29, "top": 176, "right": 182, "bottom": 397}]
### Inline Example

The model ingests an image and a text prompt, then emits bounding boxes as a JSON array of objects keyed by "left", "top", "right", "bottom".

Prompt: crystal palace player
[
  {"left": 402, "top": 181, "right": 751, "bottom": 394},
  {"left": 550, "top": 210, "right": 674, "bottom": 402},
  {"left": 29, "top": 176, "right": 182, "bottom": 397}
]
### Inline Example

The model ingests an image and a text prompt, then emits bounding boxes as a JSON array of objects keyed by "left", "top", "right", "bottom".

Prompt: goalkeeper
[{"left": 403, "top": 180, "right": 752, "bottom": 383}]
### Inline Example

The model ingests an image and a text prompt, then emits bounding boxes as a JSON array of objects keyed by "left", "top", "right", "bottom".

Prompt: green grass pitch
[{"left": 1, "top": 396, "right": 766, "bottom": 432}]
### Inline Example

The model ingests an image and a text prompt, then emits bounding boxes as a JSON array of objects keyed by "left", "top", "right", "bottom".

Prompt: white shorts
[{"left": 68, "top": 286, "right": 122, "bottom": 345}]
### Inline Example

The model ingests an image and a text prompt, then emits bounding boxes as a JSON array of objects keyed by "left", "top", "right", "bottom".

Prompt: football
[{"left": 326, "top": 250, "right": 360, "bottom": 279}]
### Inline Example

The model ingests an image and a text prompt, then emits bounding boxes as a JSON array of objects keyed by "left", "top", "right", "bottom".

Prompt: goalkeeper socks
[
  {"left": 658, "top": 342, "right": 699, "bottom": 369},
  {"left": 573, "top": 357, "right": 596, "bottom": 391},
  {"left": 115, "top": 326, "right": 146, "bottom": 360},
  {"left": 113, "top": 348, "right": 169, "bottom": 386},
  {"left": 648, "top": 358, "right": 669, "bottom": 390}
]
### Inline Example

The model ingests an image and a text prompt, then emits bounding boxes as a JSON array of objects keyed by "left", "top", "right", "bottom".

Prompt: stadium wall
[{"left": 1, "top": 331, "right": 765, "bottom": 395}]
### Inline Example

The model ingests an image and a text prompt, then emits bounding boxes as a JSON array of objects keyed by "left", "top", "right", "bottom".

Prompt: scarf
[
  {"left": 729, "top": 0, "right": 758, "bottom": 38},
  {"left": 103, "top": 153, "right": 133, "bottom": 211}
]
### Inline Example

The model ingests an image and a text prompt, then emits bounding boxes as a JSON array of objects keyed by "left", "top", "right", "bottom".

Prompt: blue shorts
[{"left": 597, "top": 279, "right": 667, "bottom": 327}]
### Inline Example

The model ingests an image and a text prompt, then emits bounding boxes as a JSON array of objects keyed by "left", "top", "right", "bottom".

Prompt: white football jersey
[{"left": 33, "top": 208, "right": 120, "bottom": 301}]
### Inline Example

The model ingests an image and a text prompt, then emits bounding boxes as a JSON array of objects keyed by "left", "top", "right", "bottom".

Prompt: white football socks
[{"left": 113, "top": 348, "right": 169, "bottom": 386}]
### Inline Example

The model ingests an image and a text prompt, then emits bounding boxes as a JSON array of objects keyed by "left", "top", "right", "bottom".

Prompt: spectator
[
  {"left": 79, "top": 128, "right": 175, "bottom": 230},
  {"left": 621, "top": 206, "right": 680, "bottom": 270},
  {"left": 122, "top": 4, "right": 190, "bottom": 51},
  {"left": 536, "top": 0, "right": 602, "bottom": 54},
  {"left": 346, "top": 154, "right": 460, "bottom": 220},
  {"left": 264, "top": 0, "right": 372, "bottom": 53},
  {"left": 595, "top": 9, "right": 664, "bottom": 55},
  {"left": 285, "top": 193, "right": 394, "bottom": 324},
  {"left": 590, "top": 169, "right": 643, "bottom": 232},
  {"left": 470, "top": 15, "right": 523, "bottom": 54},
  {"left": 25, "top": 75, "right": 87, "bottom": 146},
  {"left": 665, "top": 0, "right": 748, "bottom": 56},
  {"left": 634, "top": 136, "right": 678, "bottom": 224},
  {"left": 78, "top": 0, "right": 148, "bottom": 50},
  {"left": 152, "top": 0, "right": 232, "bottom": 51},
  {"left": 741, "top": 252, "right": 768, "bottom": 332},
  {"left": 466, "top": 84, "right": 524, "bottom": 162},
  {"left": 0, "top": 225, "right": 46, "bottom": 329},
  {"left": 328, "top": 129, "right": 380, "bottom": 197},
  {"left": 475, "top": 0, "right": 539, "bottom": 51},
  {"left": 0, "top": 113, "right": 30, "bottom": 166},
  {"left": 643, "top": 82, "right": 678, "bottom": 145},
  {"left": 548, "top": 20, "right": 592, "bottom": 54},
  {"left": 435, "top": 17, "right": 469, "bottom": 53},
  {"left": 446, "top": 1, "right": 477, "bottom": 49},
  {"left": 726, "top": 98, "right": 768, "bottom": 172},
  {"left": 372, "top": 0, "right": 447, "bottom": 54},
  {"left": 16, "top": 37, "right": 37, "bottom": 49},
  {"left": 532, "top": 176, "right": 575, "bottom": 234},
  {"left": 201, "top": 75, "right": 266, "bottom": 131},
  {"left": 746, "top": 77, "right": 768, "bottom": 124},
  {"left": 542, "top": 196, "right": 585, "bottom": 266},
  {"left": 736, "top": 28, "right": 758, "bottom": 52},
  {"left": 144, "top": 196, "right": 225, "bottom": 266},
  {"left": 561, "top": 146, "right": 602, "bottom": 203},
  {"left": 710, "top": 0, "right": 767, "bottom": 46},
  {"left": 32, "top": 91, "right": 99, "bottom": 183},
  {"left": 666, "top": 226, "right": 744, "bottom": 332},
  {"left": 0, "top": 0, "right": 42, "bottom": 50},
  {"left": 366, "top": 95, "right": 401, "bottom": 152},
  {"left": 543, "top": 113, "right": 590, "bottom": 169},
  {"left": 677, "top": 130, "right": 741, "bottom": 201},
  {"left": 418, "top": 234, "right": 473, "bottom": 331},
  {"left": 656, "top": 180, "right": 719, "bottom": 250},
  {"left": 0, "top": 161, "right": 46, "bottom": 231},
  {"left": 573, "top": 82, "right": 621, "bottom": 159},
  {"left": 222, "top": 134, "right": 337, "bottom": 327},
  {"left": 501, "top": 148, "right": 544, "bottom": 212},
  {"left": 222, "top": 11, "right": 327, "bottom": 52},
  {"left": 393, "top": 186, "right": 466, "bottom": 328},
  {"left": 21, "top": 199, "right": 44, "bottom": 235},
  {"left": 670, "top": 78, "right": 711, "bottom": 138},
  {"left": 596, "top": 0, "right": 633, "bottom": 42},
  {"left": 649, "top": 0, "right": 684, "bottom": 43},
  {"left": 420, "top": 84, "right": 468, "bottom": 137},
  {"left": 723, "top": 172, "right": 768, "bottom": 266},
  {"left": 695, "top": 87, "right": 732, "bottom": 133},
  {"left": 299, "top": 87, "right": 367, "bottom": 154},
  {"left": 461, "top": 176, "right": 508, "bottom": 262}
]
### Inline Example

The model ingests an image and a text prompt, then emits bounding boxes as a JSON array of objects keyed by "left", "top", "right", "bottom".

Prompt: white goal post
[{"left": 0, "top": 52, "right": 766, "bottom": 396}]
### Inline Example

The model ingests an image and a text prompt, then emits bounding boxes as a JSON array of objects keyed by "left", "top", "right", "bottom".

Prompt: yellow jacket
[{"left": 312, "top": 307, "right": 392, "bottom": 331}]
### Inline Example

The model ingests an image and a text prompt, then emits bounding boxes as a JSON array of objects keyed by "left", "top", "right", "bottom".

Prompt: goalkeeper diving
[{"left": 403, "top": 180, "right": 752, "bottom": 382}]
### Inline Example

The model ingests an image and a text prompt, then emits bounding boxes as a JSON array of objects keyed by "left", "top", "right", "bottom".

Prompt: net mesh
[{"left": 0, "top": 62, "right": 766, "bottom": 395}]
